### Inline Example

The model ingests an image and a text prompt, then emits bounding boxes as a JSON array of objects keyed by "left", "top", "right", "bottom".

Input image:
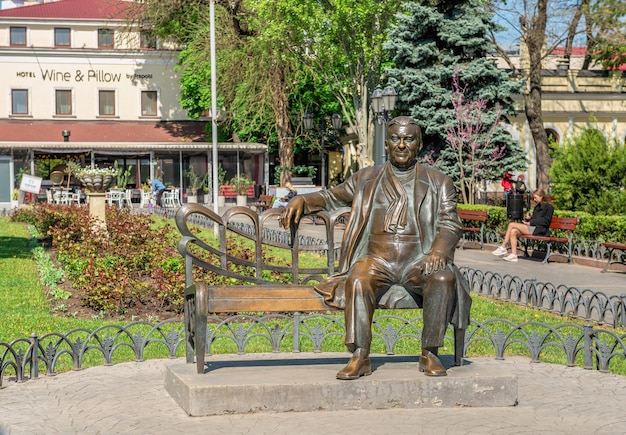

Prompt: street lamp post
[
  {"left": 303, "top": 112, "right": 342, "bottom": 188},
  {"left": 370, "top": 84, "right": 397, "bottom": 164}
]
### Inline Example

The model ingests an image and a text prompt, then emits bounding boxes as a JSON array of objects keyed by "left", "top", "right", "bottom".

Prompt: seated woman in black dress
[{"left": 492, "top": 189, "right": 554, "bottom": 262}]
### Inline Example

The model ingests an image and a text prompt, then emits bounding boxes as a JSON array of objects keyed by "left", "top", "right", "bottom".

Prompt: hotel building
[{"left": 0, "top": 0, "right": 267, "bottom": 209}]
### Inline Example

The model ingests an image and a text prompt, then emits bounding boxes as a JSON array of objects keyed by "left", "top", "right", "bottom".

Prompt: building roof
[
  {"left": 0, "top": 0, "right": 137, "bottom": 20},
  {"left": 1, "top": 120, "right": 210, "bottom": 142}
]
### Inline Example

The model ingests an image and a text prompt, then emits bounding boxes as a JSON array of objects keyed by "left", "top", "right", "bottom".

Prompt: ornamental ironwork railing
[{"left": 463, "top": 268, "right": 626, "bottom": 328}]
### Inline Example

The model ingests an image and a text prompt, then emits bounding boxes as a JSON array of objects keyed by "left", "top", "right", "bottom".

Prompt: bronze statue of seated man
[{"left": 280, "top": 116, "right": 471, "bottom": 380}]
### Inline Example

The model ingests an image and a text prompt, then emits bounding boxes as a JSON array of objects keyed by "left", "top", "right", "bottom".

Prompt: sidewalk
[
  {"left": 454, "top": 247, "right": 626, "bottom": 297},
  {"left": 2, "top": 354, "right": 626, "bottom": 434}
]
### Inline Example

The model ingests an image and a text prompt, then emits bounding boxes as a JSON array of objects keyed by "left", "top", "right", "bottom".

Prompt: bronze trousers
[{"left": 343, "top": 238, "right": 456, "bottom": 352}]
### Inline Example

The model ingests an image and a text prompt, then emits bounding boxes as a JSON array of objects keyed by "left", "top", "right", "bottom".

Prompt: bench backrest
[
  {"left": 176, "top": 203, "right": 349, "bottom": 288},
  {"left": 457, "top": 209, "right": 488, "bottom": 222},
  {"left": 549, "top": 216, "right": 578, "bottom": 231},
  {"left": 258, "top": 194, "right": 274, "bottom": 206}
]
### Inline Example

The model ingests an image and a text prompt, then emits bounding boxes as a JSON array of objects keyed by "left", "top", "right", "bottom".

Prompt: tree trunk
[
  {"left": 270, "top": 67, "right": 295, "bottom": 186},
  {"left": 522, "top": 0, "right": 551, "bottom": 191}
]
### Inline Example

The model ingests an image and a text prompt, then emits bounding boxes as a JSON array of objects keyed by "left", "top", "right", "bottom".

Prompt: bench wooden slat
[{"left": 207, "top": 285, "right": 337, "bottom": 312}]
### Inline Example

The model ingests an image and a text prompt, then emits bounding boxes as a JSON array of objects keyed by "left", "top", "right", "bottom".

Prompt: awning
[{"left": 1, "top": 141, "right": 267, "bottom": 154}]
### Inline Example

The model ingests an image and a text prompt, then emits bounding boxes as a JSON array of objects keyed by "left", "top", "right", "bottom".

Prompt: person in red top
[{"left": 501, "top": 171, "right": 513, "bottom": 197}]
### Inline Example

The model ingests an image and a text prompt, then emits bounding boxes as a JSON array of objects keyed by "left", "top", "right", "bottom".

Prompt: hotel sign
[{"left": 15, "top": 69, "right": 153, "bottom": 82}]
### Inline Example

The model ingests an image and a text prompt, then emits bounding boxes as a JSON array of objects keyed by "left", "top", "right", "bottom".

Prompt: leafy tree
[
  {"left": 550, "top": 126, "right": 626, "bottom": 215},
  {"left": 487, "top": 0, "right": 625, "bottom": 189},
  {"left": 384, "top": 0, "right": 526, "bottom": 201},
  {"left": 439, "top": 72, "right": 513, "bottom": 204},
  {"left": 296, "top": 0, "right": 403, "bottom": 167},
  {"left": 138, "top": 0, "right": 314, "bottom": 185},
  {"left": 587, "top": 0, "right": 626, "bottom": 70},
  {"left": 136, "top": 0, "right": 407, "bottom": 182}
]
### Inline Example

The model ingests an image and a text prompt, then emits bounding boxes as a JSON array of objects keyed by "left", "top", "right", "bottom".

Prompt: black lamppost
[
  {"left": 62, "top": 130, "right": 71, "bottom": 142},
  {"left": 370, "top": 84, "right": 397, "bottom": 163},
  {"left": 303, "top": 112, "right": 342, "bottom": 188}
]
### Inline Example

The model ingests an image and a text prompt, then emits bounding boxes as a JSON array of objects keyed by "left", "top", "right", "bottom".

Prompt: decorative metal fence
[
  {"left": 2, "top": 267, "right": 626, "bottom": 388},
  {"left": 463, "top": 268, "right": 626, "bottom": 328}
]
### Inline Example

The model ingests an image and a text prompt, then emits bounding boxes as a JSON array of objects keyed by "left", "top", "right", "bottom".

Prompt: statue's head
[{"left": 385, "top": 116, "right": 422, "bottom": 170}]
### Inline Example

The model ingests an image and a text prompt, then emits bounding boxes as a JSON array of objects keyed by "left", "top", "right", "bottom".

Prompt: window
[
  {"left": 11, "top": 89, "right": 28, "bottom": 115},
  {"left": 141, "top": 90, "right": 158, "bottom": 116},
  {"left": 98, "top": 29, "right": 114, "bottom": 48},
  {"left": 10, "top": 27, "right": 26, "bottom": 46},
  {"left": 140, "top": 30, "right": 156, "bottom": 49},
  {"left": 99, "top": 90, "right": 115, "bottom": 116},
  {"left": 54, "top": 28, "right": 71, "bottom": 47},
  {"left": 55, "top": 90, "right": 72, "bottom": 115}
]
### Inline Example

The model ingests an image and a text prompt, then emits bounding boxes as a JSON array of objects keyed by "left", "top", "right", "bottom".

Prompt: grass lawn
[{"left": 0, "top": 217, "right": 124, "bottom": 343}]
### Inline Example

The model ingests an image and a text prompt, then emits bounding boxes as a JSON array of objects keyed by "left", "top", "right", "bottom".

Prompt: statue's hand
[
  {"left": 279, "top": 196, "right": 305, "bottom": 229},
  {"left": 423, "top": 251, "right": 448, "bottom": 276}
]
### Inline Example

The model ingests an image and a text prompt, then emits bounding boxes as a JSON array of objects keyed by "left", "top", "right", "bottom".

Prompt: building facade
[
  {"left": 0, "top": 0, "right": 267, "bottom": 209},
  {"left": 492, "top": 49, "right": 626, "bottom": 193}
]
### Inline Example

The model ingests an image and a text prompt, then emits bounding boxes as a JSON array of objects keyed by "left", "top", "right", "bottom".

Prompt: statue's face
[{"left": 385, "top": 122, "right": 421, "bottom": 169}]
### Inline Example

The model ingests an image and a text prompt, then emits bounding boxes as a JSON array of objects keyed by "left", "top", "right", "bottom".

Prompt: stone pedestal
[
  {"left": 88, "top": 192, "right": 107, "bottom": 230},
  {"left": 165, "top": 353, "right": 518, "bottom": 416}
]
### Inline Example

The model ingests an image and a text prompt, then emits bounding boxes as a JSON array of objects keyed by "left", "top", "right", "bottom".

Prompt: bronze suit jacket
[{"left": 300, "top": 162, "right": 472, "bottom": 329}]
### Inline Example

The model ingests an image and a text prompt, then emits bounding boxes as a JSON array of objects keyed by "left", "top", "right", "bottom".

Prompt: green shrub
[{"left": 550, "top": 127, "right": 626, "bottom": 215}]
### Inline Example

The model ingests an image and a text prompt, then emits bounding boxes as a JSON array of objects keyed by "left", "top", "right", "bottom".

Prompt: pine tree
[{"left": 383, "top": 0, "right": 527, "bottom": 201}]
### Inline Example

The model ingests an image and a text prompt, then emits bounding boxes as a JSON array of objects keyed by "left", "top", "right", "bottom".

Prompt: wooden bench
[
  {"left": 248, "top": 194, "right": 274, "bottom": 212},
  {"left": 601, "top": 242, "right": 626, "bottom": 273},
  {"left": 175, "top": 203, "right": 466, "bottom": 375},
  {"left": 517, "top": 216, "right": 579, "bottom": 264},
  {"left": 457, "top": 209, "right": 488, "bottom": 250}
]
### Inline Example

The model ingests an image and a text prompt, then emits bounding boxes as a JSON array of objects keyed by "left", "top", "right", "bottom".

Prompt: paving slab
[
  {"left": 2, "top": 355, "right": 626, "bottom": 434},
  {"left": 165, "top": 353, "right": 517, "bottom": 416}
]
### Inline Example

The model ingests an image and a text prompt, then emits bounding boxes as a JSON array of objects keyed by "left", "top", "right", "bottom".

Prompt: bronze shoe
[
  {"left": 419, "top": 351, "right": 447, "bottom": 377},
  {"left": 336, "top": 349, "right": 372, "bottom": 380}
]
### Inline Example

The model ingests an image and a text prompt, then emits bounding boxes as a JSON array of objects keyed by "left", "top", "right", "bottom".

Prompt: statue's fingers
[
  {"left": 423, "top": 259, "right": 432, "bottom": 275},
  {"left": 293, "top": 208, "right": 302, "bottom": 224},
  {"left": 279, "top": 210, "right": 290, "bottom": 229}
]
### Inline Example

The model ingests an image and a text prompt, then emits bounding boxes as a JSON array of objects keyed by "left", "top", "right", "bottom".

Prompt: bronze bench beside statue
[{"left": 175, "top": 203, "right": 467, "bottom": 375}]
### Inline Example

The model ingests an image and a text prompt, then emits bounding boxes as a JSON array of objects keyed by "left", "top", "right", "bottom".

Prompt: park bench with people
[
  {"left": 175, "top": 203, "right": 467, "bottom": 375},
  {"left": 517, "top": 216, "right": 579, "bottom": 264},
  {"left": 457, "top": 209, "right": 489, "bottom": 250}
]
